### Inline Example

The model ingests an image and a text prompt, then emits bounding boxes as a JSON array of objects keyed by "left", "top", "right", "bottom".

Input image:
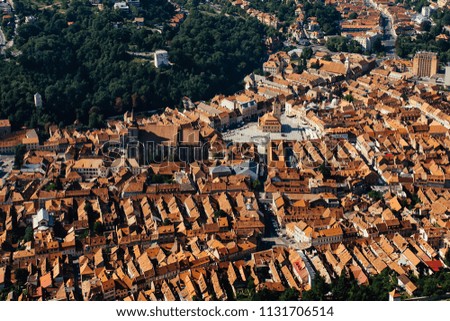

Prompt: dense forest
[{"left": 0, "top": 0, "right": 271, "bottom": 129}]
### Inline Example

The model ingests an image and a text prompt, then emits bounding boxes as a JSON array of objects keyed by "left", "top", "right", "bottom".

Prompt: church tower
[
  {"left": 273, "top": 96, "right": 282, "bottom": 117},
  {"left": 345, "top": 56, "right": 351, "bottom": 77}
]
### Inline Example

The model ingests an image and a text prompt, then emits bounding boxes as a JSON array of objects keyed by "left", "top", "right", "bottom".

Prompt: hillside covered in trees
[{"left": 0, "top": 0, "right": 272, "bottom": 129}]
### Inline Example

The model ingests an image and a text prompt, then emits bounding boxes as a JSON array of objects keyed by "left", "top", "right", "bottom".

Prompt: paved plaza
[{"left": 221, "top": 113, "right": 320, "bottom": 143}]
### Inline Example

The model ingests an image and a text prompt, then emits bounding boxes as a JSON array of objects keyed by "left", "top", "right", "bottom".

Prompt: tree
[
  {"left": 331, "top": 273, "right": 351, "bottom": 300},
  {"left": 88, "top": 112, "right": 104, "bottom": 129},
  {"left": 368, "top": 190, "right": 383, "bottom": 201},
  {"left": 279, "top": 287, "right": 300, "bottom": 301},
  {"left": 326, "top": 37, "right": 363, "bottom": 53},
  {"left": 420, "top": 20, "right": 431, "bottom": 32},
  {"left": 367, "top": 270, "right": 395, "bottom": 300},
  {"left": 247, "top": 277, "right": 255, "bottom": 292},
  {"left": 246, "top": 0, "right": 297, "bottom": 24},
  {"left": 93, "top": 222, "right": 103, "bottom": 236},
  {"left": 1, "top": 3, "right": 271, "bottom": 129},
  {"left": 252, "top": 179, "right": 263, "bottom": 191},
  {"left": 302, "top": 274, "right": 330, "bottom": 300},
  {"left": 349, "top": 12, "right": 358, "bottom": 19},
  {"left": 301, "top": 46, "right": 313, "bottom": 60},
  {"left": 303, "top": 269, "right": 397, "bottom": 301},
  {"left": 371, "top": 38, "right": 384, "bottom": 54},
  {"left": 445, "top": 249, "right": 450, "bottom": 267},
  {"left": 252, "top": 288, "right": 281, "bottom": 300},
  {"left": 45, "top": 182, "right": 57, "bottom": 191},
  {"left": 303, "top": 1, "right": 341, "bottom": 35},
  {"left": 23, "top": 226, "right": 34, "bottom": 243},
  {"left": 394, "top": 8, "right": 450, "bottom": 64},
  {"left": 343, "top": 94, "right": 354, "bottom": 102}
]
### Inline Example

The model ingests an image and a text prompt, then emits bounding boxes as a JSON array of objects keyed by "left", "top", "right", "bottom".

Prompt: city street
[
  {"left": 0, "top": 0, "right": 18, "bottom": 55},
  {"left": 0, "top": 28, "right": 6, "bottom": 54},
  {"left": 0, "top": 156, "right": 14, "bottom": 181},
  {"left": 260, "top": 202, "right": 311, "bottom": 251},
  {"left": 365, "top": 0, "right": 397, "bottom": 58}
]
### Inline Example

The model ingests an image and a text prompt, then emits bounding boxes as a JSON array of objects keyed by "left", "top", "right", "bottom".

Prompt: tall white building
[
  {"left": 421, "top": 6, "right": 431, "bottom": 18},
  {"left": 154, "top": 50, "right": 169, "bottom": 68},
  {"left": 34, "top": 92, "right": 42, "bottom": 108},
  {"left": 113, "top": 1, "right": 129, "bottom": 11},
  {"left": 445, "top": 66, "right": 450, "bottom": 88}
]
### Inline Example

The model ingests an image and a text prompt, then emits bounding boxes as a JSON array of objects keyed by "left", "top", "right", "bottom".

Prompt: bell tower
[{"left": 273, "top": 96, "right": 282, "bottom": 117}]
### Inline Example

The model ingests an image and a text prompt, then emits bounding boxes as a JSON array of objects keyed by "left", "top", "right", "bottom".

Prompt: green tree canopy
[
  {"left": 23, "top": 226, "right": 34, "bottom": 243},
  {"left": 1, "top": 1, "right": 272, "bottom": 129}
]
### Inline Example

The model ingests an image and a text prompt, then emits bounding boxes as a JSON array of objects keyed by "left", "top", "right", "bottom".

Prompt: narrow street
[
  {"left": 1, "top": 0, "right": 18, "bottom": 55},
  {"left": 260, "top": 202, "right": 310, "bottom": 251},
  {"left": 365, "top": 0, "right": 397, "bottom": 57}
]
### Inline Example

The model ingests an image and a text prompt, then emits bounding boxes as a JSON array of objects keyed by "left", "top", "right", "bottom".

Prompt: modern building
[
  {"left": 412, "top": 51, "right": 439, "bottom": 77},
  {"left": 113, "top": 1, "right": 129, "bottom": 11},
  {"left": 34, "top": 92, "right": 42, "bottom": 109},
  {"left": 154, "top": 50, "right": 169, "bottom": 68},
  {"left": 421, "top": 6, "right": 431, "bottom": 18},
  {"left": 445, "top": 66, "right": 450, "bottom": 88}
]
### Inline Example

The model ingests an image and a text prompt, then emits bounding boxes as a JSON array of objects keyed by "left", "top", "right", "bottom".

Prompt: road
[
  {"left": 0, "top": 28, "right": 5, "bottom": 47},
  {"left": 0, "top": 23, "right": 7, "bottom": 55},
  {"left": 365, "top": 0, "right": 397, "bottom": 57},
  {"left": 0, "top": 1, "right": 7, "bottom": 53},
  {"left": 260, "top": 203, "right": 310, "bottom": 251},
  {"left": 0, "top": 0, "right": 17, "bottom": 55},
  {"left": 380, "top": 12, "right": 396, "bottom": 57},
  {"left": 0, "top": 156, "right": 14, "bottom": 185}
]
